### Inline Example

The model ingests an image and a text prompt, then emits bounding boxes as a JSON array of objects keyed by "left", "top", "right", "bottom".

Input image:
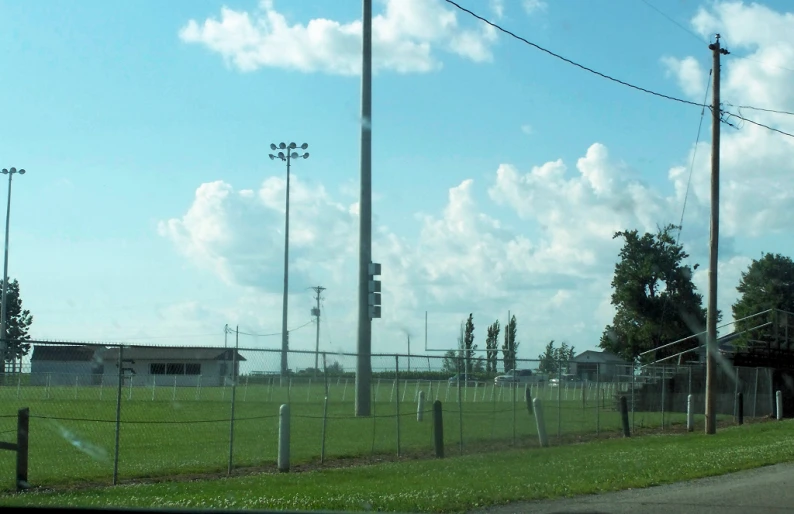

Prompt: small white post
[
  {"left": 776, "top": 390, "right": 783, "bottom": 420},
  {"left": 444, "top": 380, "right": 450, "bottom": 402},
  {"left": 401, "top": 379, "right": 408, "bottom": 402},
  {"left": 533, "top": 398, "right": 548, "bottom": 448},
  {"left": 128, "top": 375, "right": 133, "bottom": 400},
  {"left": 342, "top": 379, "right": 348, "bottom": 402},
  {"left": 288, "top": 377, "right": 293, "bottom": 403},
  {"left": 687, "top": 394, "right": 694, "bottom": 432},
  {"left": 278, "top": 404, "right": 290, "bottom": 472},
  {"left": 99, "top": 377, "right": 104, "bottom": 401},
  {"left": 243, "top": 375, "right": 249, "bottom": 402},
  {"left": 473, "top": 382, "right": 478, "bottom": 402},
  {"left": 152, "top": 375, "right": 157, "bottom": 401},
  {"left": 172, "top": 376, "right": 177, "bottom": 402},
  {"left": 417, "top": 390, "right": 425, "bottom": 422},
  {"left": 435, "top": 380, "right": 440, "bottom": 401},
  {"left": 196, "top": 375, "right": 202, "bottom": 401}
]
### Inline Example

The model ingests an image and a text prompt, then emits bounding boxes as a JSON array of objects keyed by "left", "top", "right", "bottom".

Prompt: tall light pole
[
  {"left": 0, "top": 166, "right": 25, "bottom": 378},
  {"left": 269, "top": 143, "right": 309, "bottom": 379},
  {"left": 356, "top": 0, "right": 374, "bottom": 417}
]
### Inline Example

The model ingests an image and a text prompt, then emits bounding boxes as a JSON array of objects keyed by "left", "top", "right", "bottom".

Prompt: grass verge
[{"left": 1, "top": 419, "right": 792, "bottom": 513}]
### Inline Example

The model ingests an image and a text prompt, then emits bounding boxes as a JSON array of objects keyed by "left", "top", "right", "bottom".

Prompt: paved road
[{"left": 472, "top": 462, "right": 794, "bottom": 514}]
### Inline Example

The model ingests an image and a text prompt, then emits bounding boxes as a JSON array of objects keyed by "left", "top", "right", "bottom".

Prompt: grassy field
[
  {"left": 0, "top": 379, "right": 721, "bottom": 491},
  {"left": 0, "top": 418, "right": 789, "bottom": 512}
]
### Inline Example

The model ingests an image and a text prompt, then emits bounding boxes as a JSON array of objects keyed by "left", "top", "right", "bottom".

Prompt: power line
[
  {"left": 446, "top": 0, "right": 794, "bottom": 139},
  {"left": 443, "top": 0, "right": 705, "bottom": 108},
  {"left": 726, "top": 104, "right": 794, "bottom": 117},
  {"left": 638, "top": 0, "right": 707, "bottom": 45},
  {"left": 234, "top": 319, "right": 314, "bottom": 338}
]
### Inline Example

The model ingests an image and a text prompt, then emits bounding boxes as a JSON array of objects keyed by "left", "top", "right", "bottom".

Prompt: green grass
[
  {"left": 1, "top": 419, "right": 791, "bottom": 512},
  {"left": 0, "top": 379, "right": 721, "bottom": 491}
]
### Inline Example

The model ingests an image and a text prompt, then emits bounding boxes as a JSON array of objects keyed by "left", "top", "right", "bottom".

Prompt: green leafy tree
[
  {"left": 1, "top": 279, "right": 32, "bottom": 375},
  {"left": 599, "top": 224, "right": 707, "bottom": 363},
  {"left": 463, "top": 313, "right": 476, "bottom": 374},
  {"left": 537, "top": 340, "right": 576, "bottom": 375},
  {"left": 485, "top": 320, "right": 500, "bottom": 374},
  {"left": 441, "top": 350, "right": 459, "bottom": 374},
  {"left": 501, "top": 315, "right": 519, "bottom": 372},
  {"left": 732, "top": 253, "right": 794, "bottom": 346}
]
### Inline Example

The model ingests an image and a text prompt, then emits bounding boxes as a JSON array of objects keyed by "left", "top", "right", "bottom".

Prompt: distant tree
[
  {"left": 501, "top": 315, "right": 519, "bottom": 372},
  {"left": 599, "top": 225, "right": 708, "bottom": 364},
  {"left": 441, "top": 350, "right": 460, "bottom": 374},
  {"left": 485, "top": 320, "right": 500, "bottom": 374},
  {"left": 732, "top": 253, "right": 794, "bottom": 346},
  {"left": 537, "top": 340, "right": 576, "bottom": 375},
  {"left": 1, "top": 279, "right": 32, "bottom": 375},
  {"left": 463, "top": 313, "right": 476, "bottom": 374},
  {"left": 326, "top": 360, "right": 344, "bottom": 375}
]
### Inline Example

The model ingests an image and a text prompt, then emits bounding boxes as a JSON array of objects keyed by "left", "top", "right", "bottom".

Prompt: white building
[
  {"left": 569, "top": 350, "right": 630, "bottom": 382},
  {"left": 30, "top": 345, "right": 106, "bottom": 386},
  {"left": 100, "top": 347, "right": 246, "bottom": 387}
]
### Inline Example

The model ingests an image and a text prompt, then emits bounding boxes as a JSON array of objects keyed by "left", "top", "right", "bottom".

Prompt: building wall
[
  {"left": 101, "top": 359, "right": 235, "bottom": 387},
  {"left": 30, "top": 362, "right": 101, "bottom": 386}
]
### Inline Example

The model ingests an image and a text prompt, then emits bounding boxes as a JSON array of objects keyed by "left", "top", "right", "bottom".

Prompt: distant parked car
[
  {"left": 494, "top": 369, "right": 541, "bottom": 385},
  {"left": 549, "top": 374, "right": 584, "bottom": 387},
  {"left": 448, "top": 374, "right": 478, "bottom": 386}
]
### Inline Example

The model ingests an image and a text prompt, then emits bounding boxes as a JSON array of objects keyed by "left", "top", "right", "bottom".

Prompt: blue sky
[{"left": 2, "top": 0, "right": 794, "bottom": 368}]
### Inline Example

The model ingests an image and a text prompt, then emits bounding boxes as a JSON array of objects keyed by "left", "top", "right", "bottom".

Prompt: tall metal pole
[
  {"left": 356, "top": 0, "right": 373, "bottom": 417},
  {"left": 312, "top": 286, "right": 325, "bottom": 373},
  {"left": 706, "top": 35, "right": 728, "bottom": 435},
  {"left": 224, "top": 324, "right": 228, "bottom": 349},
  {"left": 268, "top": 143, "right": 309, "bottom": 379},
  {"left": 0, "top": 167, "right": 23, "bottom": 378},
  {"left": 281, "top": 152, "right": 292, "bottom": 379}
]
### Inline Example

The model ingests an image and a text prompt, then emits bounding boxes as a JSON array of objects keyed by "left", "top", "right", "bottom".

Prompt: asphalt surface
[{"left": 472, "top": 462, "right": 794, "bottom": 513}]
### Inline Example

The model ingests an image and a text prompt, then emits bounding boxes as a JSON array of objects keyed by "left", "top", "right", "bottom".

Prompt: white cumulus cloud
[{"left": 179, "top": 0, "right": 498, "bottom": 75}]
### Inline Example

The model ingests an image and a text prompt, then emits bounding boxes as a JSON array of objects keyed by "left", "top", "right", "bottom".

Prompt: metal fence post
[
  {"left": 227, "top": 326, "right": 238, "bottom": 475},
  {"left": 395, "top": 355, "right": 401, "bottom": 457},
  {"left": 596, "top": 364, "right": 600, "bottom": 436},
  {"left": 557, "top": 363, "right": 562, "bottom": 438},
  {"left": 753, "top": 367, "right": 759, "bottom": 417},
  {"left": 16, "top": 407, "right": 29, "bottom": 492},
  {"left": 457, "top": 357, "right": 463, "bottom": 454},
  {"left": 113, "top": 346, "right": 123, "bottom": 486}
]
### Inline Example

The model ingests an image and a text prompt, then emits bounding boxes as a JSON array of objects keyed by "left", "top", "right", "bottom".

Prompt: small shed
[
  {"left": 30, "top": 345, "right": 106, "bottom": 386},
  {"left": 569, "top": 350, "right": 630, "bottom": 382},
  {"left": 100, "top": 347, "right": 247, "bottom": 387}
]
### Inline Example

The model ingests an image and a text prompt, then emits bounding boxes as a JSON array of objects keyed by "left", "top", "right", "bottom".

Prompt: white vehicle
[{"left": 494, "top": 369, "right": 542, "bottom": 385}]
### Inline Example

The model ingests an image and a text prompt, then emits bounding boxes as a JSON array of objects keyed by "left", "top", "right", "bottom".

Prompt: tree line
[{"left": 599, "top": 223, "right": 794, "bottom": 364}]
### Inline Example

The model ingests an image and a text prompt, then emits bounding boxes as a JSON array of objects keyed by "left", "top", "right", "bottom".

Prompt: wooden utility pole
[
  {"left": 706, "top": 34, "right": 729, "bottom": 435},
  {"left": 312, "top": 286, "right": 325, "bottom": 375}
]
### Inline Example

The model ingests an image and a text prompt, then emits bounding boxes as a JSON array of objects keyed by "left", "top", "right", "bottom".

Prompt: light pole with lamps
[
  {"left": 0, "top": 166, "right": 25, "bottom": 377},
  {"left": 269, "top": 143, "right": 309, "bottom": 379}
]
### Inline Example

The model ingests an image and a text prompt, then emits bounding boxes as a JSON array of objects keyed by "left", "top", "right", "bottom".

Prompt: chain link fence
[{"left": 0, "top": 341, "right": 779, "bottom": 489}]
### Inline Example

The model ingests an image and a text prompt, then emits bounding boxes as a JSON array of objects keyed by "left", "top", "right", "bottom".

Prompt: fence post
[
  {"left": 172, "top": 376, "right": 177, "bottom": 402},
  {"left": 596, "top": 365, "right": 600, "bottom": 436},
  {"left": 278, "top": 404, "right": 290, "bottom": 472},
  {"left": 227, "top": 326, "right": 238, "bottom": 476},
  {"left": 733, "top": 367, "right": 740, "bottom": 420},
  {"left": 512, "top": 381, "right": 517, "bottom": 445},
  {"left": 525, "top": 386, "right": 533, "bottom": 415},
  {"left": 395, "top": 356, "right": 401, "bottom": 457},
  {"left": 113, "top": 346, "right": 123, "bottom": 486},
  {"left": 16, "top": 407, "right": 29, "bottom": 492},
  {"left": 417, "top": 390, "right": 425, "bottom": 422},
  {"left": 753, "top": 367, "right": 759, "bottom": 417},
  {"left": 557, "top": 364, "right": 562, "bottom": 438},
  {"left": 776, "top": 390, "right": 783, "bottom": 420},
  {"left": 736, "top": 392, "right": 744, "bottom": 425},
  {"left": 687, "top": 394, "right": 694, "bottom": 432},
  {"left": 620, "top": 396, "right": 631, "bottom": 437},
  {"left": 432, "top": 400, "right": 444, "bottom": 458},
  {"left": 321, "top": 395, "right": 329, "bottom": 463},
  {"left": 533, "top": 398, "right": 548, "bottom": 448},
  {"left": 661, "top": 367, "right": 666, "bottom": 431},
  {"left": 457, "top": 358, "right": 464, "bottom": 455}
]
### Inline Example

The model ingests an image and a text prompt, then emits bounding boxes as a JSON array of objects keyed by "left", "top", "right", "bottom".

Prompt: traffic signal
[{"left": 368, "top": 261, "right": 382, "bottom": 319}]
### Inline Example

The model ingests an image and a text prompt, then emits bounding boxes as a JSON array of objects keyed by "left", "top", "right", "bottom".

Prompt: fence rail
[{"left": 0, "top": 342, "right": 782, "bottom": 490}]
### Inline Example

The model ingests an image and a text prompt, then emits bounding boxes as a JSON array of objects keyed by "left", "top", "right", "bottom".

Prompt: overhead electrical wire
[
  {"left": 443, "top": 0, "right": 794, "bottom": 140},
  {"left": 234, "top": 319, "right": 314, "bottom": 338}
]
